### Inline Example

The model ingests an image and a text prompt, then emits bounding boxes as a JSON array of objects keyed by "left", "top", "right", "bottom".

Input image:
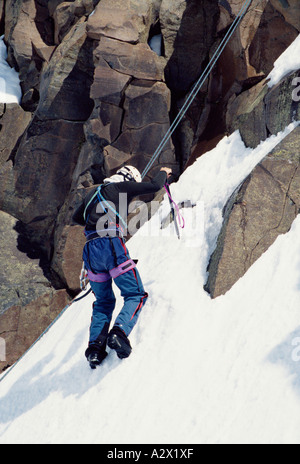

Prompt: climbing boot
[
  {"left": 85, "top": 344, "right": 108, "bottom": 370},
  {"left": 107, "top": 327, "right": 132, "bottom": 359}
]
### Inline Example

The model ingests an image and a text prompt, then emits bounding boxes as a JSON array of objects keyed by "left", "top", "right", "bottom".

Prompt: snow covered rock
[
  {"left": 267, "top": 35, "right": 300, "bottom": 88},
  {"left": 4, "top": 0, "right": 56, "bottom": 111},
  {"left": 0, "top": 37, "right": 22, "bottom": 104},
  {"left": 206, "top": 125, "right": 300, "bottom": 298},
  {"left": 227, "top": 70, "right": 300, "bottom": 148}
]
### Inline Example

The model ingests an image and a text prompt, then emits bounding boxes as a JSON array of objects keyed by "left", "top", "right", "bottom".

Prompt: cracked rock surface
[
  {"left": 205, "top": 125, "right": 300, "bottom": 298},
  {"left": 0, "top": 210, "right": 70, "bottom": 371}
]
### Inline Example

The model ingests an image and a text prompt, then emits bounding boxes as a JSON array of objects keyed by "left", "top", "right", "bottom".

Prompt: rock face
[
  {"left": 50, "top": 0, "right": 177, "bottom": 287},
  {"left": 160, "top": 0, "right": 219, "bottom": 94},
  {"left": 0, "top": 210, "right": 70, "bottom": 371},
  {"left": 160, "top": 0, "right": 220, "bottom": 166},
  {"left": 249, "top": 1, "right": 299, "bottom": 76},
  {"left": 189, "top": 0, "right": 299, "bottom": 166},
  {"left": 270, "top": 0, "right": 300, "bottom": 32},
  {"left": 205, "top": 126, "right": 300, "bottom": 298},
  {"left": 0, "top": 211, "right": 50, "bottom": 317},
  {"left": 0, "top": 21, "right": 95, "bottom": 253}
]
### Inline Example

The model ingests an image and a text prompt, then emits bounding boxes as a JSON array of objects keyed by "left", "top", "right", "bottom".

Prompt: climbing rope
[{"left": 141, "top": 0, "right": 253, "bottom": 179}]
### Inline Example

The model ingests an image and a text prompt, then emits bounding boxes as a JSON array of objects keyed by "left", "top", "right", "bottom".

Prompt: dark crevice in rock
[{"left": 14, "top": 221, "right": 66, "bottom": 291}]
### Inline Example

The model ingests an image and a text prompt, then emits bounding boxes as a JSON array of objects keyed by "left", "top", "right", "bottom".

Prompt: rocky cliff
[{"left": 0, "top": 0, "right": 299, "bottom": 371}]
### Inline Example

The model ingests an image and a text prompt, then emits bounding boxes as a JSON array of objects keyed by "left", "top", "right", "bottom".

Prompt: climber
[{"left": 72, "top": 165, "right": 172, "bottom": 368}]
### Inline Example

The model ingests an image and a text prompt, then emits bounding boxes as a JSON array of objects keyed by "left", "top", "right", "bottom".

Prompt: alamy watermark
[
  {"left": 0, "top": 337, "right": 6, "bottom": 362},
  {"left": 291, "top": 337, "right": 300, "bottom": 362},
  {"left": 94, "top": 194, "right": 205, "bottom": 247},
  {"left": 292, "top": 77, "right": 300, "bottom": 103}
]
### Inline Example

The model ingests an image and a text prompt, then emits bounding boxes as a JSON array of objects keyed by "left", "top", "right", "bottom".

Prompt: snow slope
[
  {"left": 0, "top": 123, "right": 300, "bottom": 445},
  {"left": 267, "top": 34, "right": 300, "bottom": 87},
  {"left": 0, "top": 36, "right": 22, "bottom": 104}
]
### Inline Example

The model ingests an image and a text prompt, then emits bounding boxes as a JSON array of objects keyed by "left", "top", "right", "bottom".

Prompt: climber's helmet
[{"left": 117, "top": 165, "right": 142, "bottom": 183}]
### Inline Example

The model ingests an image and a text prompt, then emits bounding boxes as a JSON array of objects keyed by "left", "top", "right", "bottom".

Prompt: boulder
[
  {"left": 265, "top": 70, "right": 300, "bottom": 135},
  {"left": 223, "top": 0, "right": 268, "bottom": 77},
  {"left": 0, "top": 289, "right": 70, "bottom": 373},
  {"left": 0, "top": 117, "right": 85, "bottom": 252},
  {"left": 0, "top": 211, "right": 50, "bottom": 317},
  {"left": 123, "top": 80, "right": 171, "bottom": 130},
  {"left": 0, "top": 209, "right": 71, "bottom": 372},
  {"left": 51, "top": 224, "right": 86, "bottom": 292},
  {"left": 249, "top": 1, "right": 298, "bottom": 76},
  {"left": 38, "top": 21, "right": 94, "bottom": 121},
  {"left": 91, "top": 57, "right": 132, "bottom": 106},
  {"left": 226, "top": 78, "right": 269, "bottom": 148},
  {"left": 160, "top": 0, "right": 219, "bottom": 94},
  {"left": 270, "top": 0, "right": 300, "bottom": 32},
  {"left": 86, "top": 0, "right": 152, "bottom": 43},
  {"left": 205, "top": 125, "right": 300, "bottom": 298},
  {"left": 53, "top": 0, "right": 98, "bottom": 44},
  {"left": 93, "top": 37, "right": 165, "bottom": 81},
  {"left": 87, "top": 103, "right": 124, "bottom": 146},
  {"left": 4, "top": 0, "right": 56, "bottom": 110},
  {"left": 226, "top": 70, "right": 300, "bottom": 148},
  {"left": 226, "top": 0, "right": 268, "bottom": 48},
  {"left": 104, "top": 79, "right": 174, "bottom": 175},
  {"left": 0, "top": 104, "right": 32, "bottom": 168}
]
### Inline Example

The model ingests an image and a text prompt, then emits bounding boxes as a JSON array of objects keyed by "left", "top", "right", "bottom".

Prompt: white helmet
[{"left": 117, "top": 165, "right": 142, "bottom": 183}]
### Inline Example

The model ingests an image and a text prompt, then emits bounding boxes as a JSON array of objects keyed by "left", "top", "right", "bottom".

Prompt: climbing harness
[
  {"left": 84, "top": 184, "right": 127, "bottom": 235},
  {"left": 141, "top": 0, "right": 253, "bottom": 180}
]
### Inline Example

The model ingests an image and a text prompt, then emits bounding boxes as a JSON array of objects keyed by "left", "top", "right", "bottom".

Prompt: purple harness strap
[
  {"left": 110, "top": 259, "right": 137, "bottom": 279},
  {"left": 87, "top": 270, "right": 111, "bottom": 283},
  {"left": 87, "top": 259, "right": 137, "bottom": 283}
]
